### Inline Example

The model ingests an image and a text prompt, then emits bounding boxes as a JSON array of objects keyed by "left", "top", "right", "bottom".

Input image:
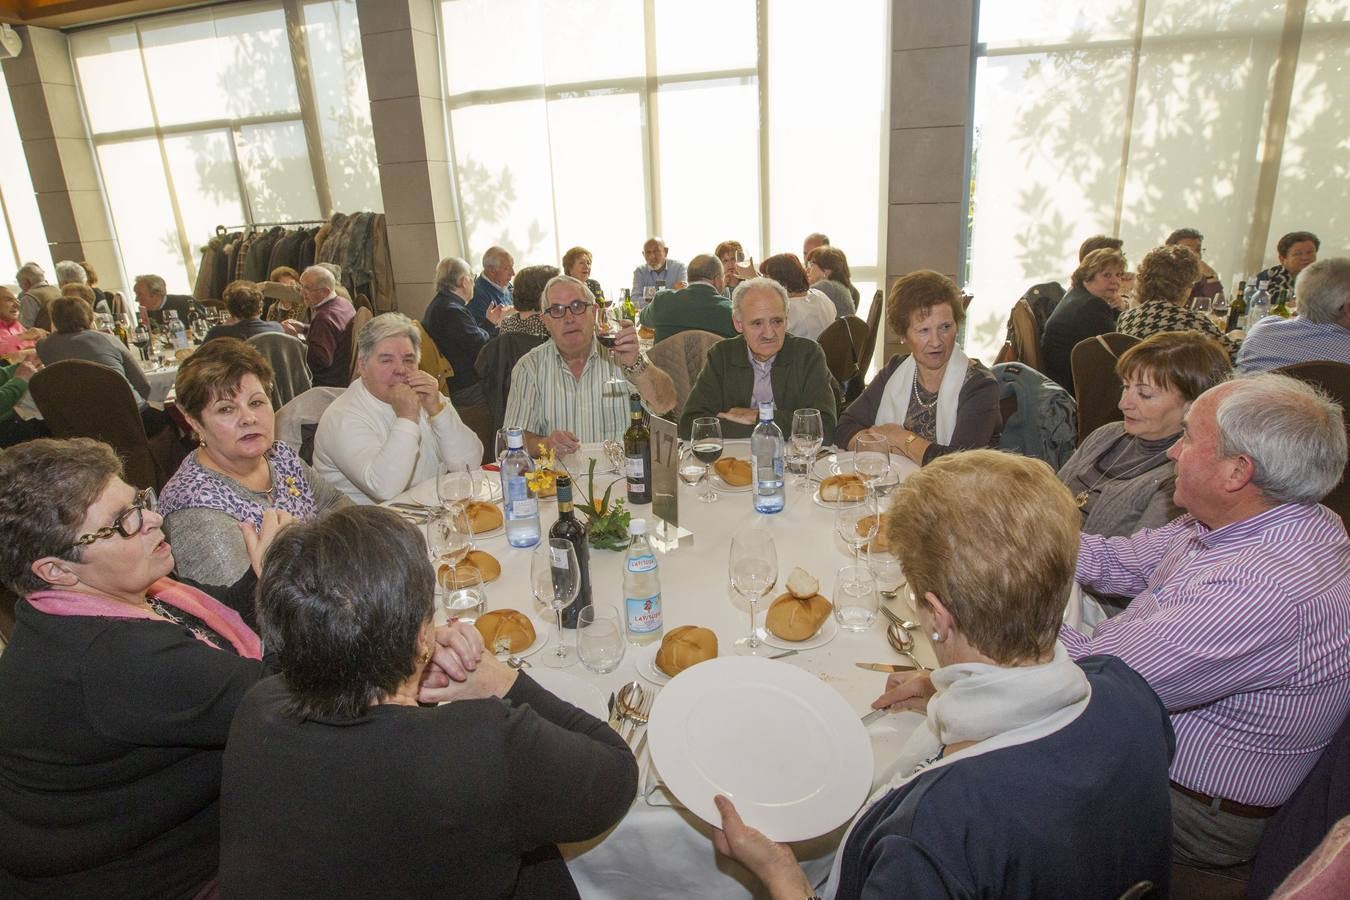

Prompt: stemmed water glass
[
  {"left": 689, "top": 417, "right": 723, "bottom": 503},
  {"left": 836, "top": 493, "right": 880, "bottom": 561},
  {"left": 532, "top": 538, "right": 580, "bottom": 669},
  {"left": 788, "top": 409, "right": 823, "bottom": 491},
  {"left": 854, "top": 433, "right": 890, "bottom": 493},
  {"left": 729, "top": 530, "right": 778, "bottom": 656},
  {"left": 436, "top": 464, "right": 476, "bottom": 509},
  {"left": 427, "top": 504, "right": 472, "bottom": 567}
]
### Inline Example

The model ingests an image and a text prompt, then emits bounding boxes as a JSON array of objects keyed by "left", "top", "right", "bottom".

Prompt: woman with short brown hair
[
  {"left": 35, "top": 296, "right": 158, "bottom": 421},
  {"left": 1041, "top": 247, "right": 1129, "bottom": 393},
  {"left": 1116, "top": 245, "right": 1239, "bottom": 356},
  {"left": 806, "top": 245, "right": 859, "bottom": 317},
  {"left": 203, "top": 280, "right": 285, "bottom": 344},
  {"left": 759, "top": 253, "right": 835, "bottom": 339},
  {"left": 562, "top": 246, "right": 604, "bottom": 300}
]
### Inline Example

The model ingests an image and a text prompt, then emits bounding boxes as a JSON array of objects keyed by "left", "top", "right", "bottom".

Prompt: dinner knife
[
  {"left": 861, "top": 708, "right": 889, "bottom": 725},
  {"left": 855, "top": 662, "right": 918, "bottom": 673}
]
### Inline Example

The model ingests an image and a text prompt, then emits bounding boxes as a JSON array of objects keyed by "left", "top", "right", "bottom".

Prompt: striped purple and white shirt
[{"left": 1061, "top": 503, "right": 1350, "bottom": 807}]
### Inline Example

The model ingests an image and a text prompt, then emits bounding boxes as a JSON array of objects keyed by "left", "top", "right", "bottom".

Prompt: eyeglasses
[
  {"left": 68, "top": 488, "right": 158, "bottom": 550},
  {"left": 545, "top": 299, "right": 594, "bottom": 319}
]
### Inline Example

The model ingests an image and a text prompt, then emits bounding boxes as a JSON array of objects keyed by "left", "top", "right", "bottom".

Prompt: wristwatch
[{"left": 621, "top": 353, "right": 650, "bottom": 378}]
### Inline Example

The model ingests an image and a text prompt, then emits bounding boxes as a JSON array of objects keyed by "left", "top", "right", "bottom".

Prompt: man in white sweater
[{"left": 314, "top": 312, "right": 483, "bottom": 503}]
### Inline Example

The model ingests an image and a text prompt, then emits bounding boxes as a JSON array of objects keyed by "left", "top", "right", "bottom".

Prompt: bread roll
[
  {"left": 465, "top": 501, "right": 503, "bottom": 533},
  {"left": 474, "top": 609, "right": 536, "bottom": 653},
  {"left": 655, "top": 625, "right": 718, "bottom": 676},
  {"left": 765, "top": 592, "right": 833, "bottom": 641},
  {"left": 785, "top": 567, "right": 820, "bottom": 600},
  {"left": 820, "top": 473, "right": 866, "bottom": 502},
  {"left": 438, "top": 550, "right": 501, "bottom": 586},
  {"left": 638, "top": 325, "right": 656, "bottom": 340},
  {"left": 713, "top": 457, "right": 753, "bottom": 487}
]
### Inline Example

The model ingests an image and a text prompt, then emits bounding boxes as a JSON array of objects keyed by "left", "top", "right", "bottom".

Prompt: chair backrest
[
  {"left": 817, "top": 316, "right": 870, "bottom": 403},
  {"left": 1008, "top": 298, "right": 1044, "bottom": 372},
  {"left": 347, "top": 306, "right": 373, "bottom": 381},
  {"left": 247, "top": 331, "right": 312, "bottom": 409},
  {"left": 858, "top": 288, "right": 884, "bottom": 373},
  {"left": 1070, "top": 332, "right": 1139, "bottom": 443},
  {"left": 1276, "top": 360, "right": 1350, "bottom": 524},
  {"left": 416, "top": 321, "right": 456, "bottom": 396},
  {"left": 474, "top": 332, "right": 548, "bottom": 433},
  {"left": 647, "top": 329, "right": 725, "bottom": 416},
  {"left": 27, "top": 360, "right": 162, "bottom": 490},
  {"left": 275, "top": 386, "right": 344, "bottom": 465}
]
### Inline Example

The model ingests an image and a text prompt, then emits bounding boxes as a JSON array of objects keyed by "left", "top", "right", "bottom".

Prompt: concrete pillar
[
  {"left": 1, "top": 25, "right": 123, "bottom": 287},
  {"left": 882, "top": 1, "right": 975, "bottom": 357},
  {"left": 357, "top": 0, "right": 461, "bottom": 319}
]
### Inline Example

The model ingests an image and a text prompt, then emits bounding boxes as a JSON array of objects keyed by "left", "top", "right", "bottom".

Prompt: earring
[
  {"left": 416, "top": 646, "right": 431, "bottom": 666},
  {"left": 931, "top": 632, "right": 942, "bottom": 643}
]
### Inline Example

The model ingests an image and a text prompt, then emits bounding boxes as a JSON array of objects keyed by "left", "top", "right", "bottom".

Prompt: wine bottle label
[
  {"left": 626, "top": 553, "right": 657, "bottom": 574},
  {"left": 626, "top": 456, "right": 646, "bottom": 479},
  {"left": 626, "top": 594, "right": 662, "bottom": 634}
]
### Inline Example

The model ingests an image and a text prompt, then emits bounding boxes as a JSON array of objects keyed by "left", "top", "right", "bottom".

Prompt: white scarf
[
  {"left": 874, "top": 346, "right": 971, "bottom": 445},
  {"left": 823, "top": 642, "right": 1090, "bottom": 898}
]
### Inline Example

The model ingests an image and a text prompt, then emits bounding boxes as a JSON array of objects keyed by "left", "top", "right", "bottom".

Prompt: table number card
[{"left": 649, "top": 414, "right": 692, "bottom": 550}]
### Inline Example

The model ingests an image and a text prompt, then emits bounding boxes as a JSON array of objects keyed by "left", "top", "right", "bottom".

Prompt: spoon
[
  {"left": 617, "top": 683, "right": 647, "bottom": 742},
  {"left": 886, "top": 623, "right": 931, "bottom": 672},
  {"left": 611, "top": 681, "right": 640, "bottom": 731}
]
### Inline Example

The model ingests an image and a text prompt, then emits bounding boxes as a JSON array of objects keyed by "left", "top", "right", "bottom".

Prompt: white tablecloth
[{"left": 388, "top": 444, "right": 933, "bottom": 899}]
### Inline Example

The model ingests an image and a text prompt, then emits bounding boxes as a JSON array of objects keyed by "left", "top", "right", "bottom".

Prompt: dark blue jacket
[{"left": 423, "top": 290, "right": 490, "bottom": 395}]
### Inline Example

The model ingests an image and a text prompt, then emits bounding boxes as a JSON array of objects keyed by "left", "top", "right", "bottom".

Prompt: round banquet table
[{"left": 386, "top": 443, "right": 935, "bottom": 899}]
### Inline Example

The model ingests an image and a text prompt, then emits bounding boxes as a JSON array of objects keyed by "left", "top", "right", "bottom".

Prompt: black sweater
[
  {"left": 1040, "top": 286, "right": 1120, "bottom": 394},
  {"left": 219, "top": 672, "right": 639, "bottom": 899}
]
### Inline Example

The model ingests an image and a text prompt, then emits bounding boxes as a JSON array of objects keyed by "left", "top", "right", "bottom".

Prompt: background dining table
[{"left": 387, "top": 442, "right": 934, "bottom": 899}]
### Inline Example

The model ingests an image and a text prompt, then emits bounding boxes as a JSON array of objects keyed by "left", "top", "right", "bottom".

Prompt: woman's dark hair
[
  {"left": 759, "top": 253, "right": 810, "bottom": 293},
  {"left": 222, "top": 280, "right": 264, "bottom": 320},
  {"left": 1277, "top": 231, "right": 1319, "bottom": 257},
  {"left": 1116, "top": 330, "right": 1231, "bottom": 400},
  {"left": 175, "top": 337, "right": 274, "bottom": 420},
  {"left": 807, "top": 246, "right": 858, "bottom": 299},
  {"left": 0, "top": 438, "right": 123, "bottom": 595},
  {"left": 512, "top": 264, "right": 560, "bottom": 312},
  {"left": 257, "top": 506, "right": 435, "bottom": 719},
  {"left": 50, "top": 296, "right": 94, "bottom": 333},
  {"left": 886, "top": 269, "right": 964, "bottom": 335}
]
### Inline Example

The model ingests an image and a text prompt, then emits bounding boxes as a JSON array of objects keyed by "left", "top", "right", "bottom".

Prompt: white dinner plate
[
  {"left": 706, "top": 440, "right": 753, "bottom": 493},
  {"left": 813, "top": 451, "right": 915, "bottom": 481},
  {"left": 527, "top": 668, "right": 608, "bottom": 720},
  {"left": 647, "top": 656, "right": 873, "bottom": 842},
  {"left": 757, "top": 608, "right": 839, "bottom": 651}
]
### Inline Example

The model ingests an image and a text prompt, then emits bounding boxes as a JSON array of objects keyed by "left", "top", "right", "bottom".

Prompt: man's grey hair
[
  {"left": 687, "top": 254, "right": 723, "bottom": 284},
  {"left": 731, "top": 276, "right": 788, "bottom": 320},
  {"left": 540, "top": 274, "right": 595, "bottom": 309},
  {"left": 1214, "top": 373, "right": 1347, "bottom": 505},
  {"left": 134, "top": 273, "right": 166, "bottom": 297},
  {"left": 805, "top": 232, "right": 830, "bottom": 247},
  {"left": 482, "top": 246, "right": 510, "bottom": 271},
  {"left": 54, "top": 260, "right": 87, "bottom": 286},
  {"left": 1295, "top": 258, "right": 1350, "bottom": 325},
  {"left": 16, "top": 262, "right": 45, "bottom": 287},
  {"left": 357, "top": 312, "right": 422, "bottom": 363},
  {"left": 644, "top": 236, "right": 668, "bottom": 250},
  {"left": 435, "top": 257, "right": 472, "bottom": 294},
  {"left": 301, "top": 265, "right": 335, "bottom": 291}
]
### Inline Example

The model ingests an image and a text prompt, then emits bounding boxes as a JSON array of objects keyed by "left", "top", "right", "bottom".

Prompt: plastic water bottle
[
  {"left": 751, "top": 401, "right": 785, "bottom": 514},
  {"left": 1247, "top": 279, "right": 1271, "bottom": 329},
  {"left": 498, "top": 427, "right": 540, "bottom": 548},
  {"left": 164, "top": 310, "right": 189, "bottom": 350},
  {"left": 622, "top": 519, "right": 663, "bottom": 645}
]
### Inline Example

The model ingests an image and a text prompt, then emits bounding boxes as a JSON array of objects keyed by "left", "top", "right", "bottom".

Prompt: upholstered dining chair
[
  {"left": 1008, "top": 298, "right": 1045, "bottom": 373},
  {"left": 1276, "top": 360, "right": 1350, "bottom": 524},
  {"left": 1070, "top": 332, "right": 1140, "bottom": 444},
  {"left": 858, "top": 289, "right": 884, "bottom": 374},
  {"left": 415, "top": 322, "right": 455, "bottom": 397},
  {"left": 818, "top": 316, "right": 870, "bottom": 404},
  {"left": 346, "top": 306, "right": 373, "bottom": 382},
  {"left": 28, "top": 360, "right": 167, "bottom": 491},
  {"left": 647, "top": 329, "right": 724, "bottom": 417},
  {"left": 247, "top": 331, "right": 312, "bottom": 409},
  {"left": 275, "top": 387, "right": 343, "bottom": 466}
]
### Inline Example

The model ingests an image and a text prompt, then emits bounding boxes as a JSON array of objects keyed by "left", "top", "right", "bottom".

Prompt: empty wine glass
[
  {"left": 689, "top": 417, "right": 723, "bottom": 503},
  {"left": 577, "top": 606, "right": 625, "bottom": 674},
  {"left": 532, "top": 538, "right": 580, "bottom": 669},
  {"left": 427, "top": 505, "right": 472, "bottom": 567},
  {"left": 439, "top": 563, "right": 486, "bottom": 623},
  {"left": 729, "top": 530, "right": 778, "bottom": 656},
  {"left": 437, "top": 464, "right": 475, "bottom": 508},
  {"left": 836, "top": 494, "right": 880, "bottom": 561},
  {"left": 854, "top": 433, "right": 890, "bottom": 490},
  {"left": 789, "top": 409, "right": 824, "bottom": 491}
]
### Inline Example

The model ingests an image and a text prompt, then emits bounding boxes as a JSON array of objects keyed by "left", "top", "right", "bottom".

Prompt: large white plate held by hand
[{"left": 647, "top": 656, "right": 872, "bottom": 842}]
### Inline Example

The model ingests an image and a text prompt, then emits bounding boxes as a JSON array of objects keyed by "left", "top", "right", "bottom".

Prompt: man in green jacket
[
  {"left": 679, "top": 277, "right": 836, "bottom": 439},
  {"left": 0, "top": 352, "right": 45, "bottom": 448},
  {"left": 639, "top": 255, "right": 738, "bottom": 345}
]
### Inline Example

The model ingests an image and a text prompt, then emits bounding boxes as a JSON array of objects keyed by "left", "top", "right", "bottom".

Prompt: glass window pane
[
  {"left": 303, "top": 0, "right": 382, "bottom": 211},
  {"left": 658, "top": 80, "right": 760, "bottom": 268},
  {"left": 69, "top": 25, "right": 155, "bottom": 134},
  {"left": 140, "top": 6, "right": 299, "bottom": 127},
  {"left": 0, "top": 69, "right": 50, "bottom": 271},
  {"left": 162, "top": 131, "right": 248, "bottom": 250},
  {"left": 654, "top": 0, "right": 756, "bottom": 76},
  {"left": 541, "top": 0, "right": 644, "bottom": 84},
  {"left": 449, "top": 100, "right": 556, "bottom": 264},
  {"left": 236, "top": 122, "right": 321, "bottom": 223},
  {"left": 978, "top": 0, "right": 1136, "bottom": 49},
  {"left": 548, "top": 92, "right": 647, "bottom": 298},
  {"left": 767, "top": 0, "right": 885, "bottom": 268},
  {"left": 1143, "top": 0, "right": 1286, "bottom": 38},
  {"left": 441, "top": 0, "right": 545, "bottom": 94},
  {"left": 98, "top": 140, "right": 188, "bottom": 293}
]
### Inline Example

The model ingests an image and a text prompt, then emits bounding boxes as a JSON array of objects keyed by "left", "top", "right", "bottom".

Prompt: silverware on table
[
  {"left": 768, "top": 649, "right": 799, "bottom": 660},
  {"left": 879, "top": 605, "right": 918, "bottom": 631},
  {"left": 886, "top": 623, "right": 932, "bottom": 672},
  {"left": 861, "top": 708, "right": 889, "bottom": 725},
  {"left": 621, "top": 686, "right": 654, "bottom": 747},
  {"left": 505, "top": 655, "right": 530, "bottom": 669},
  {"left": 609, "top": 681, "right": 638, "bottom": 732},
  {"left": 855, "top": 662, "right": 918, "bottom": 673}
]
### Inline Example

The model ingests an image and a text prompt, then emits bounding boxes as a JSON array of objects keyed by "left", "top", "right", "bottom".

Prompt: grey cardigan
[
  {"left": 1057, "top": 422, "right": 1180, "bottom": 538},
  {"left": 36, "top": 330, "right": 152, "bottom": 404}
]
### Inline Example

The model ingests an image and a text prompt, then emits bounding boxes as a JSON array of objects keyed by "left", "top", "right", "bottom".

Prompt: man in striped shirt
[
  {"left": 503, "top": 276, "right": 677, "bottom": 456},
  {"left": 1062, "top": 373, "right": 1350, "bottom": 868},
  {"left": 1236, "top": 257, "right": 1350, "bottom": 373}
]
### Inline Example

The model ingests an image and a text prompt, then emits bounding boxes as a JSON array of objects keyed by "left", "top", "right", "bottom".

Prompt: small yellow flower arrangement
[{"left": 524, "top": 446, "right": 559, "bottom": 498}]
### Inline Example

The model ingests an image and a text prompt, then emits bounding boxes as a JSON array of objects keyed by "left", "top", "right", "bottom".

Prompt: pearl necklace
[{"left": 912, "top": 375, "right": 938, "bottom": 410}]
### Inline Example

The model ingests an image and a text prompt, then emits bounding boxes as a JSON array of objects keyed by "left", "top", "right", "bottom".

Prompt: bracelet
[{"left": 620, "top": 354, "right": 650, "bottom": 378}]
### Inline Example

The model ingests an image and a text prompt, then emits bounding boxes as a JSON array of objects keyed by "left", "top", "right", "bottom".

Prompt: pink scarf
[{"left": 27, "top": 577, "right": 262, "bottom": 660}]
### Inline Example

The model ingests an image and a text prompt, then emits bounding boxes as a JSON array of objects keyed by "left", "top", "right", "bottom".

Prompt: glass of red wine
[{"left": 690, "top": 417, "right": 723, "bottom": 503}]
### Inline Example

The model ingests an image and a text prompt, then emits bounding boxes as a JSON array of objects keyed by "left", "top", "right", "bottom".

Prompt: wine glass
[
  {"left": 600, "top": 305, "right": 628, "bottom": 397},
  {"left": 678, "top": 445, "right": 709, "bottom": 495},
  {"left": 427, "top": 505, "right": 472, "bottom": 567},
  {"left": 494, "top": 428, "right": 510, "bottom": 466},
  {"left": 577, "top": 606, "right": 625, "bottom": 674},
  {"left": 729, "top": 530, "right": 777, "bottom": 656},
  {"left": 854, "top": 433, "right": 890, "bottom": 491},
  {"left": 833, "top": 563, "right": 879, "bottom": 632},
  {"left": 789, "top": 409, "right": 823, "bottom": 491},
  {"left": 439, "top": 563, "right": 486, "bottom": 624},
  {"left": 132, "top": 324, "right": 151, "bottom": 362},
  {"left": 437, "top": 464, "right": 476, "bottom": 509},
  {"left": 1191, "top": 292, "right": 1211, "bottom": 317},
  {"left": 836, "top": 494, "right": 880, "bottom": 561},
  {"left": 532, "top": 538, "right": 580, "bottom": 668},
  {"left": 689, "top": 417, "right": 723, "bottom": 503},
  {"left": 1211, "top": 292, "right": 1230, "bottom": 331}
]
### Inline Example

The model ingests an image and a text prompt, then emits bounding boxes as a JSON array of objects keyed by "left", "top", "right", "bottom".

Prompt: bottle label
[
  {"left": 626, "top": 456, "right": 646, "bottom": 480},
  {"left": 626, "top": 593, "right": 662, "bottom": 635},
  {"left": 626, "top": 553, "right": 657, "bottom": 574},
  {"left": 505, "top": 476, "right": 536, "bottom": 519},
  {"left": 510, "top": 498, "right": 538, "bottom": 519},
  {"left": 549, "top": 547, "right": 568, "bottom": 568}
]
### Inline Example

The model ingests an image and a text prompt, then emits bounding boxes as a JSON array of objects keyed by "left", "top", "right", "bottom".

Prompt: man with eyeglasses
[
  {"left": 288, "top": 265, "right": 355, "bottom": 388},
  {"left": 503, "top": 275, "right": 677, "bottom": 455}
]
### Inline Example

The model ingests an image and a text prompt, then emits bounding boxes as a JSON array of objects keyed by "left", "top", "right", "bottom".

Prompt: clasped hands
[{"left": 389, "top": 370, "right": 446, "bottom": 420}]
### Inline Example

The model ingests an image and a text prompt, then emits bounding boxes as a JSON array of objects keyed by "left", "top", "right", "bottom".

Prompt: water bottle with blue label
[
  {"left": 623, "top": 519, "right": 663, "bottom": 645},
  {"left": 751, "top": 401, "right": 785, "bottom": 514},
  {"left": 499, "top": 427, "right": 540, "bottom": 548}
]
